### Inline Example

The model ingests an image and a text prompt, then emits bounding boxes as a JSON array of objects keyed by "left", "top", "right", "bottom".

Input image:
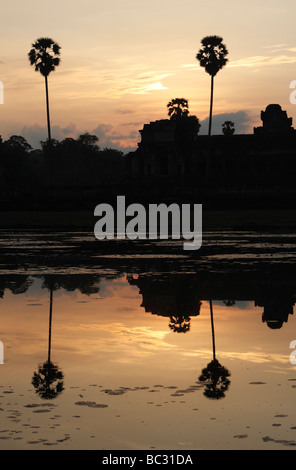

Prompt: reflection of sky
[{"left": 0, "top": 276, "right": 296, "bottom": 449}]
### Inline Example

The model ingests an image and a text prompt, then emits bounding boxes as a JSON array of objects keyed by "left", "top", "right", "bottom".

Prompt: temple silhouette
[
  {"left": 124, "top": 104, "right": 296, "bottom": 207},
  {"left": 254, "top": 104, "right": 295, "bottom": 136}
]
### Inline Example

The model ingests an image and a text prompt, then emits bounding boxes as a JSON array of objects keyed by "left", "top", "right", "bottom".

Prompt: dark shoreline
[{"left": 1, "top": 209, "right": 296, "bottom": 232}]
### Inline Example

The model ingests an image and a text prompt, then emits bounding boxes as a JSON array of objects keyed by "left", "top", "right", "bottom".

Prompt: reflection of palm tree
[
  {"left": 209, "top": 300, "right": 216, "bottom": 360},
  {"left": 32, "top": 361, "right": 64, "bottom": 400},
  {"left": 199, "top": 359, "right": 230, "bottom": 399},
  {"left": 169, "top": 315, "right": 191, "bottom": 333},
  {"left": 198, "top": 300, "right": 231, "bottom": 399},
  {"left": 32, "top": 284, "right": 64, "bottom": 399}
]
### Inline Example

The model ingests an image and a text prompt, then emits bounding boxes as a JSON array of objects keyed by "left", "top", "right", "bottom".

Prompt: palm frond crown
[
  {"left": 28, "top": 37, "right": 61, "bottom": 77},
  {"left": 196, "top": 35, "right": 228, "bottom": 77}
]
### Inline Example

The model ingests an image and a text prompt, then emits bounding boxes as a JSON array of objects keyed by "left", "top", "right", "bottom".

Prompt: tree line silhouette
[
  {"left": 0, "top": 105, "right": 236, "bottom": 206},
  {"left": 0, "top": 132, "right": 124, "bottom": 203}
]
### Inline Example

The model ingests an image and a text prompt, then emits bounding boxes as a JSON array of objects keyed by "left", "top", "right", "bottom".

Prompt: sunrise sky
[{"left": 1, "top": 0, "right": 296, "bottom": 151}]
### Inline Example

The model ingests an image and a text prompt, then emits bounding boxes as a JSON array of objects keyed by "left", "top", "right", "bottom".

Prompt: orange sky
[{"left": 1, "top": 0, "right": 296, "bottom": 150}]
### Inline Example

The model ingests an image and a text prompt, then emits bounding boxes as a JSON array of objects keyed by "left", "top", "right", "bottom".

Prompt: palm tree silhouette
[
  {"left": 169, "top": 315, "right": 191, "bottom": 333},
  {"left": 167, "top": 98, "right": 189, "bottom": 120},
  {"left": 32, "top": 361, "right": 64, "bottom": 400},
  {"left": 198, "top": 300, "right": 231, "bottom": 399},
  {"left": 222, "top": 121, "right": 235, "bottom": 136},
  {"left": 32, "top": 283, "right": 64, "bottom": 399},
  {"left": 196, "top": 36, "right": 228, "bottom": 137},
  {"left": 28, "top": 38, "right": 61, "bottom": 144},
  {"left": 199, "top": 358, "right": 231, "bottom": 399}
]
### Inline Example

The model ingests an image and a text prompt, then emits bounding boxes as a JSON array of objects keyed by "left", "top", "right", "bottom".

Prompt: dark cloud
[
  {"left": 121, "top": 121, "right": 145, "bottom": 127},
  {"left": 92, "top": 124, "right": 138, "bottom": 152},
  {"left": 199, "top": 110, "right": 252, "bottom": 135},
  {"left": 20, "top": 123, "right": 78, "bottom": 148},
  {"left": 19, "top": 122, "right": 138, "bottom": 153},
  {"left": 115, "top": 109, "right": 135, "bottom": 115}
]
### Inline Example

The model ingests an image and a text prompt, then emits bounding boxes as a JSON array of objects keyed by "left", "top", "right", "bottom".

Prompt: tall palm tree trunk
[
  {"left": 44, "top": 75, "right": 53, "bottom": 190},
  {"left": 206, "top": 75, "right": 214, "bottom": 183},
  {"left": 208, "top": 75, "right": 214, "bottom": 137},
  {"left": 48, "top": 286, "right": 53, "bottom": 364},
  {"left": 209, "top": 299, "right": 216, "bottom": 361},
  {"left": 45, "top": 75, "right": 51, "bottom": 143}
]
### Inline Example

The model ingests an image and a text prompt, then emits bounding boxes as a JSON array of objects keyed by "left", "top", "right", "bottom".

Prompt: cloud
[
  {"left": 262, "top": 44, "right": 296, "bottom": 54},
  {"left": 181, "top": 63, "right": 198, "bottom": 69},
  {"left": 182, "top": 47, "right": 296, "bottom": 70},
  {"left": 228, "top": 45, "right": 296, "bottom": 68},
  {"left": 19, "top": 122, "right": 139, "bottom": 153},
  {"left": 20, "top": 123, "right": 78, "bottom": 148},
  {"left": 263, "top": 43, "right": 287, "bottom": 49},
  {"left": 199, "top": 110, "right": 252, "bottom": 135},
  {"left": 91, "top": 124, "right": 139, "bottom": 151},
  {"left": 98, "top": 67, "right": 173, "bottom": 97},
  {"left": 115, "top": 109, "right": 135, "bottom": 115},
  {"left": 229, "top": 54, "right": 296, "bottom": 68},
  {"left": 120, "top": 121, "right": 145, "bottom": 127},
  {"left": 105, "top": 76, "right": 171, "bottom": 97}
]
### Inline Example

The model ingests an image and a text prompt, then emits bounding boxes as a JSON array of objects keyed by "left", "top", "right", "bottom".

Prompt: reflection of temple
[
  {"left": 128, "top": 275, "right": 201, "bottom": 317},
  {"left": 256, "top": 297, "right": 294, "bottom": 329},
  {"left": 128, "top": 274, "right": 201, "bottom": 333},
  {"left": 128, "top": 272, "right": 295, "bottom": 330},
  {"left": 0, "top": 272, "right": 295, "bottom": 331}
]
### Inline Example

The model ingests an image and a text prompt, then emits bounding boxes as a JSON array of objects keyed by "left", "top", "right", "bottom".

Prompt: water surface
[{"left": 0, "top": 270, "right": 296, "bottom": 450}]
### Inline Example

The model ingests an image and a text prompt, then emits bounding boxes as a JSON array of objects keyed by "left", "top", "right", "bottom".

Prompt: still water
[{"left": 0, "top": 270, "right": 296, "bottom": 450}]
